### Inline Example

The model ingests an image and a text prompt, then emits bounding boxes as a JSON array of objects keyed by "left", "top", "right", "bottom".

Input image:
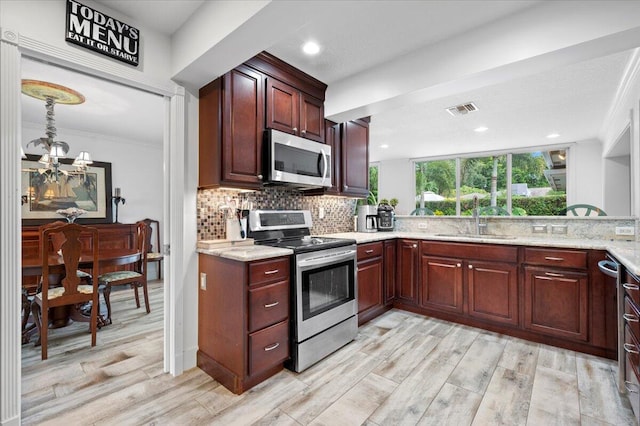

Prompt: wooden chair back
[
  {"left": 142, "top": 218, "right": 163, "bottom": 280},
  {"left": 36, "top": 223, "right": 100, "bottom": 359}
]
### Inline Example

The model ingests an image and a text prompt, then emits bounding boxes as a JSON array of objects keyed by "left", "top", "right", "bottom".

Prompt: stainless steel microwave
[{"left": 265, "top": 129, "right": 332, "bottom": 188}]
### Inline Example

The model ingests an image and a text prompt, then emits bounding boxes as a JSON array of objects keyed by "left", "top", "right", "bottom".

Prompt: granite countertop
[
  {"left": 196, "top": 245, "right": 292, "bottom": 261},
  {"left": 323, "top": 231, "right": 640, "bottom": 275},
  {"left": 197, "top": 232, "right": 640, "bottom": 275}
]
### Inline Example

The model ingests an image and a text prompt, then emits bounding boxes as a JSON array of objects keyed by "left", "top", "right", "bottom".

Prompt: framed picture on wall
[{"left": 21, "top": 154, "right": 113, "bottom": 225}]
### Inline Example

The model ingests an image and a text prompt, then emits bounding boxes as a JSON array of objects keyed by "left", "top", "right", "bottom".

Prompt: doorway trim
[{"left": 0, "top": 27, "right": 185, "bottom": 425}]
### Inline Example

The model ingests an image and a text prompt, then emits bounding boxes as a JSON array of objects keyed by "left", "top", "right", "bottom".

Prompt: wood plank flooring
[{"left": 22, "top": 283, "right": 637, "bottom": 425}]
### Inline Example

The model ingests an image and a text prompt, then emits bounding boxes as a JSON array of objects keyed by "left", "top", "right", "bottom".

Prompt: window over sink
[{"left": 413, "top": 148, "right": 567, "bottom": 216}]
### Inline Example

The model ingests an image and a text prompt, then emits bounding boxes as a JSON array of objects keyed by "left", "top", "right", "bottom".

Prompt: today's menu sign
[{"left": 65, "top": 0, "right": 140, "bottom": 67}]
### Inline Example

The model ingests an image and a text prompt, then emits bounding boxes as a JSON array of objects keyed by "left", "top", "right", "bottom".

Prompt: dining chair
[
  {"left": 142, "top": 218, "right": 163, "bottom": 280},
  {"left": 563, "top": 204, "right": 607, "bottom": 216},
  {"left": 40, "top": 220, "right": 93, "bottom": 282},
  {"left": 98, "top": 221, "right": 150, "bottom": 325},
  {"left": 32, "top": 223, "right": 100, "bottom": 360}
]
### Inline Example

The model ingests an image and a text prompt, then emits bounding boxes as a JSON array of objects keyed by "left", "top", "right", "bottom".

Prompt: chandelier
[{"left": 21, "top": 80, "right": 92, "bottom": 182}]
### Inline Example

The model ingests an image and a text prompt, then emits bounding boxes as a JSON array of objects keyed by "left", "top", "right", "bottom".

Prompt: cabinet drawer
[
  {"left": 248, "top": 280, "right": 289, "bottom": 332},
  {"left": 625, "top": 325, "right": 640, "bottom": 381},
  {"left": 625, "top": 272, "right": 640, "bottom": 308},
  {"left": 626, "top": 297, "right": 640, "bottom": 341},
  {"left": 523, "top": 248, "right": 587, "bottom": 269},
  {"left": 249, "top": 257, "right": 289, "bottom": 286},
  {"left": 624, "top": 341, "right": 640, "bottom": 421},
  {"left": 358, "top": 242, "right": 383, "bottom": 261},
  {"left": 249, "top": 320, "right": 289, "bottom": 376},
  {"left": 423, "top": 241, "right": 517, "bottom": 263}
]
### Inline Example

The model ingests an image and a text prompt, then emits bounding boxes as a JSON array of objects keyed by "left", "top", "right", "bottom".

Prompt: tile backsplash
[{"left": 197, "top": 187, "right": 358, "bottom": 240}]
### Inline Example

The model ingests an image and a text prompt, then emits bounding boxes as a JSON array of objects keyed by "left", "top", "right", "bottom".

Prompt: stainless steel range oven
[{"left": 248, "top": 210, "right": 358, "bottom": 372}]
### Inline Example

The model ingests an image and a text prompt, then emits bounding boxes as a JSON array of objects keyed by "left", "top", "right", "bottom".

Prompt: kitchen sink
[{"left": 434, "top": 233, "right": 517, "bottom": 240}]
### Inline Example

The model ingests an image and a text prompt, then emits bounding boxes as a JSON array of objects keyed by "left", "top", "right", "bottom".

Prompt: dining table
[{"left": 21, "top": 248, "right": 142, "bottom": 343}]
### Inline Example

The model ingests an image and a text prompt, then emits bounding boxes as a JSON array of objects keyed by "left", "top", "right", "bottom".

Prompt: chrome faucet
[
  {"left": 472, "top": 195, "right": 488, "bottom": 235},
  {"left": 472, "top": 195, "right": 480, "bottom": 234}
]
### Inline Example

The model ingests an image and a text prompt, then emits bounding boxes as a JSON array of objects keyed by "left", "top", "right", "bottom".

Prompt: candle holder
[{"left": 112, "top": 188, "right": 126, "bottom": 223}]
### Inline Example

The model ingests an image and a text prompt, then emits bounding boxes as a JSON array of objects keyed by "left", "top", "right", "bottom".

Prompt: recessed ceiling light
[
  {"left": 474, "top": 126, "right": 488, "bottom": 133},
  {"left": 380, "top": 144, "right": 389, "bottom": 149},
  {"left": 302, "top": 41, "right": 320, "bottom": 55},
  {"left": 547, "top": 133, "right": 560, "bottom": 139}
]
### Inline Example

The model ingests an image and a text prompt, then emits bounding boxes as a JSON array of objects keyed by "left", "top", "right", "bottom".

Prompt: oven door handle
[{"left": 298, "top": 249, "right": 356, "bottom": 268}]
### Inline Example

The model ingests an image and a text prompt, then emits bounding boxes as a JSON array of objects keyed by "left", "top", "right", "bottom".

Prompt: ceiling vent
[{"left": 446, "top": 102, "right": 479, "bottom": 117}]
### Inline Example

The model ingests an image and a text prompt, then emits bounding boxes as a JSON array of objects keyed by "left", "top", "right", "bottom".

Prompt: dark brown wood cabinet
[
  {"left": 198, "top": 254, "right": 290, "bottom": 394},
  {"left": 522, "top": 247, "right": 590, "bottom": 342},
  {"left": 396, "top": 239, "right": 419, "bottom": 305},
  {"left": 420, "top": 255, "right": 464, "bottom": 314},
  {"left": 357, "top": 242, "right": 384, "bottom": 325},
  {"left": 523, "top": 266, "right": 588, "bottom": 342},
  {"left": 199, "top": 65, "right": 265, "bottom": 189},
  {"left": 323, "top": 119, "right": 341, "bottom": 195},
  {"left": 199, "top": 52, "right": 328, "bottom": 190},
  {"left": 383, "top": 240, "right": 396, "bottom": 305},
  {"left": 265, "top": 77, "right": 324, "bottom": 143},
  {"left": 420, "top": 241, "right": 518, "bottom": 326},
  {"left": 340, "top": 119, "right": 370, "bottom": 197},
  {"left": 468, "top": 260, "right": 518, "bottom": 326}
]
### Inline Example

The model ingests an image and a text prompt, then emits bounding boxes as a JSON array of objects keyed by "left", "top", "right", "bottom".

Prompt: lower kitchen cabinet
[
  {"left": 420, "top": 255, "right": 463, "bottom": 314},
  {"left": 396, "top": 239, "right": 419, "bottom": 306},
  {"left": 468, "top": 260, "right": 518, "bottom": 326},
  {"left": 383, "top": 240, "right": 396, "bottom": 305},
  {"left": 420, "top": 241, "right": 519, "bottom": 326},
  {"left": 198, "top": 254, "right": 290, "bottom": 394},
  {"left": 357, "top": 242, "right": 384, "bottom": 325},
  {"left": 523, "top": 266, "right": 588, "bottom": 341}
]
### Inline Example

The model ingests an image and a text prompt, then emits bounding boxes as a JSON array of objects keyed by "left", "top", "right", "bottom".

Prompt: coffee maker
[
  {"left": 357, "top": 205, "right": 378, "bottom": 232},
  {"left": 377, "top": 203, "right": 395, "bottom": 231}
]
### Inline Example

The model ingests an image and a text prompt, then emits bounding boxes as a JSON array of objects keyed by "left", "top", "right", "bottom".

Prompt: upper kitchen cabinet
[
  {"left": 199, "top": 52, "right": 327, "bottom": 189},
  {"left": 199, "top": 65, "right": 265, "bottom": 189},
  {"left": 247, "top": 52, "right": 326, "bottom": 145},
  {"left": 324, "top": 119, "right": 341, "bottom": 195},
  {"left": 265, "top": 78, "right": 324, "bottom": 143},
  {"left": 341, "top": 118, "right": 370, "bottom": 197}
]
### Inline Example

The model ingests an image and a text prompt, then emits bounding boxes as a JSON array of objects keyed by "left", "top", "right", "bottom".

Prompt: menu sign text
[{"left": 65, "top": 0, "right": 140, "bottom": 67}]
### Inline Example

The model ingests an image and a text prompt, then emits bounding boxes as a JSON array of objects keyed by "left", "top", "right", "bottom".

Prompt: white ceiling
[
  {"left": 21, "top": 1, "right": 637, "bottom": 163},
  {"left": 21, "top": 57, "right": 164, "bottom": 148}
]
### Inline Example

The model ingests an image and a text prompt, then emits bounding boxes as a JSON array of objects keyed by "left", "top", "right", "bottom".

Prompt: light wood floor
[{"left": 22, "top": 282, "right": 637, "bottom": 425}]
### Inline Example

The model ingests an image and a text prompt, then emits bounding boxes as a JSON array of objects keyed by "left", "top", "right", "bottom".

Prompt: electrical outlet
[
  {"left": 199, "top": 272, "right": 207, "bottom": 290},
  {"left": 318, "top": 207, "right": 325, "bottom": 219},
  {"left": 418, "top": 223, "right": 428, "bottom": 229},
  {"left": 615, "top": 226, "right": 635, "bottom": 236}
]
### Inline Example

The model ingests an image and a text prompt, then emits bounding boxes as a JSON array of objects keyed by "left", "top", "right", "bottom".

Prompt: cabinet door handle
[
  {"left": 365, "top": 249, "right": 374, "bottom": 254},
  {"left": 301, "top": 129, "right": 306, "bottom": 134},
  {"left": 264, "top": 269, "right": 279, "bottom": 275},
  {"left": 624, "top": 343, "right": 639, "bottom": 354},
  {"left": 544, "top": 256, "right": 564, "bottom": 261},
  {"left": 264, "top": 342, "right": 280, "bottom": 352},
  {"left": 468, "top": 264, "right": 473, "bottom": 269},
  {"left": 344, "top": 185, "right": 349, "bottom": 190},
  {"left": 623, "top": 313, "right": 639, "bottom": 323},
  {"left": 456, "top": 263, "right": 461, "bottom": 268},
  {"left": 412, "top": 244, "right": 417, "bottom": 248},
  {"left": 625, "top": 381, "right": 639, "bottom": 393},
  {"left": 624, "top": 283, "right": 640, "bottom": 291},
  {"left": 293, "top": 127, "right": 298, "bottom": 132},
  {"left": 264, "top": 301, "right": 279, "bottom": 308},
  {"left": 545, "top": 272, "right": 565, "bottom": 277},
  {"left": 257, "top": 174, "right": 263, "bottom": 179}
]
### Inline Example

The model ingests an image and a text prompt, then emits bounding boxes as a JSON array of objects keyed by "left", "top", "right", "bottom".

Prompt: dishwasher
[{"left": 598, "top": 255, "right": 625, "bottom": 393}]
